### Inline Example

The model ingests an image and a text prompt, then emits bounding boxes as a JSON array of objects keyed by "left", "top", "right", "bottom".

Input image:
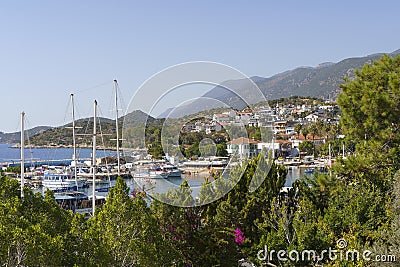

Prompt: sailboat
[
  {"left": 52, "top": 100, "right": 105, "bottom": 217},
  {"left": 114, "top": 79, "right": 122, "bottom": 176},
  {"left": 94, "top": 80, "right": 121, "bottom": 192},
  {"left": 42, "top": 94, "right": 87, "bottom": 192},
  {"left": 88, "top": 100, "right": 107, "bottom": 215}
]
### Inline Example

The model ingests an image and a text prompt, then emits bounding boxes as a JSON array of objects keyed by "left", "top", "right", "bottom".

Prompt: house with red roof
[{"left": 226, "top": 137, "right": 260, "bottom": 158}]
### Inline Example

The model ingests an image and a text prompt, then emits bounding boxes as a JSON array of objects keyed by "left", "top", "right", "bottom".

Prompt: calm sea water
[{"left": 0, "top": 143, "right": 114, "bottom": 164}]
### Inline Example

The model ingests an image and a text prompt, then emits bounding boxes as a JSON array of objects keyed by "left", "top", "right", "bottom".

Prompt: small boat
[{"left": 304, "top": 168, "right": 315, "bottom": 174}]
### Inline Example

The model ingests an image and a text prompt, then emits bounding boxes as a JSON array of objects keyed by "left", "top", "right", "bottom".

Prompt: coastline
[{"left": 9, "top": 143, "right": 118, "bottom": 150}]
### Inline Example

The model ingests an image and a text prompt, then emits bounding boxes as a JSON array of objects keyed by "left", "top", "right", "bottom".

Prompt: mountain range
[{"left": 158, "top": 49, "right": 400, "bottom": 118}]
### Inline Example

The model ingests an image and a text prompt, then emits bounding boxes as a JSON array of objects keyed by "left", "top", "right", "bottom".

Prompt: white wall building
[{"left": 227, "top": 137, "right": 259, "bottom": 158}]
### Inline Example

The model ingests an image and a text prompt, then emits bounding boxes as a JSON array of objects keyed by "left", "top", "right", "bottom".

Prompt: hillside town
[{"left": 180, "top": 97, "right": 341, "bottom": 160}]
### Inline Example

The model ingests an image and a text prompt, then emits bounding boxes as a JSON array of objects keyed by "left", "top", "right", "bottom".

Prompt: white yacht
[{"left": 42, "top": 173, "right": 86, "bottom": 192}]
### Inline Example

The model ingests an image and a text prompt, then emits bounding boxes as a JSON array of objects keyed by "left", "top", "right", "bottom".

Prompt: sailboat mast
[
  {"left": 114, "top": 80, "right": 121, "bottom": 176},
  {"left": 71, "top": 94, "right": 78, "bottom": 189},
  {"left": 20, "top": 111, "right": 25, "bottom": 198},
  {"left": 328, "top": 143, "right": 332, "bottom": 167},
  {"left": 342, "top": 143, "right": 345, "bottom": 158},
  {"left": 92, "top": 100, "right": 97, "bottom": 215}
]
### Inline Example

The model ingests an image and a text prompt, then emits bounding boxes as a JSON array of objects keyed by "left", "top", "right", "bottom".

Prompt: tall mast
[
  {"left": 92, "top": 100, "right": 97, "bottom": 215},
  {"left": 328, "top": 143, "right": 332, "bottom": 167},
  {"left": 114, "top": 80, "right": 121, "bottom": 176},
  {"left": 342, "top": 143, "right": 345, "bottom": 158},
  {"left": 328, "top": 142, "right": 332, "bottom": 177},
  {"left": 20, "top": 111, "right": 25, "bottom": 198},
  {"left": 71, "top": 94, "right": 78, "bottom": 189}
]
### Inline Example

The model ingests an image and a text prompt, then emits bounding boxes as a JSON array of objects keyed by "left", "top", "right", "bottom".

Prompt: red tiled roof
[
  {"left": 227, "top": 137, "right": 260, "bottom": 145},
  {"left": 295, "top": 134, "right": 324, "bottom": 141},
  {"left": 275, "top": 139, "right": 292, "bottom": 145},
  {"left": 276, "top": 133, "right": 295, "bottom": 137}
]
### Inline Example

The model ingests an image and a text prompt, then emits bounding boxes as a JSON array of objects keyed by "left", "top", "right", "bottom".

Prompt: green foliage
[
  {"left": 184, "top": 142, "right": 200, "bottom": 158},
  {"left": 147, "top": 141, "right": 165, "bottom": 159},
  {"left": 216, "top": 143, "right": 228, "bottom": 157},
  {"left": 0, "top": 174, "right": 72, "bottom": 266},
  {"left": 298, "top": 140, "right": 313, "bottom": 155},
  {"left": 338, "top": 55, "right": 400, "bottom": 144},
  {"left": 5, "top": 166, "right": 21, "bottom": 174},
  {"left": 88, "top": 177, "right": 171, "bottom": 266}
]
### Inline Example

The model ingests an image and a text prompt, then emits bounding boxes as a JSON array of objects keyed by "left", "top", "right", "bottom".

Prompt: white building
[
  {"left": 304, "top": 114, "right": 319, "bottom": 122},
  {"left": 227, "top": 137, "right": 259, "bottom": 158},
  {"left": 212, "top": 113, "right": 230, "bottom": 123}
]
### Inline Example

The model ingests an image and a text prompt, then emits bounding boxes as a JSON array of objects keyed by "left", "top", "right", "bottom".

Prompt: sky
[{"left": 1, "top": 0, "right": 400, "bottom": 132}]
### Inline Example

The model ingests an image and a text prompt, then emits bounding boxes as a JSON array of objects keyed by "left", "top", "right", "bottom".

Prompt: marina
[
  {"left": 1, "top": 143, "right": 328, "bottom": 190},
  {"left": 0, "top": 81, "right": 336, "bottom": 216}
]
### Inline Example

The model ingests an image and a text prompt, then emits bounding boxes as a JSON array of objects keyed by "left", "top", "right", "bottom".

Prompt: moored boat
[
  {"left": 133, "top": 170, "right": 164, "bottom": 179},
  {"left": 304, "top": 168, "right": 315, "bottom": 174},
  {"left": 54, "top": 191, "right": 105, "bottom": 217},
  {"left": 42, "top": 173, "right": 86, "bottom": 192},
  {"left": 160, "top": 164, "right": 182, "bottom": 178}
]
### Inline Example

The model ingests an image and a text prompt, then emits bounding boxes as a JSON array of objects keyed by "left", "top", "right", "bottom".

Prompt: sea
[{"left": 0, "top": 143, "right": 114, "bottom": 165}]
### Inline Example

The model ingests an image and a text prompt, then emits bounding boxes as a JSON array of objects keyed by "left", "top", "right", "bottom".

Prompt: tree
[
  {"left": 88, "top": 177, "right": 172, "bottom": 266},
  {"left": 338, "top": 54, "right": 400, "bottom": 145},
  {"left": 294, "top": 123, "right": 303, "bottom": 139},
  {"left": 0, "top": 174, "right": 73, "bottom": 266},
  {"left": 308, "top": 123, "right": 319, "bottom": 157},
  {"left": 336, "top": 54, "right": 400, "bottom": 190},
  {"left": 298, "top": 140, "right": 313, "bottom": 155},
  {"left": 216, "top": 143, "right": 228, "bottom": 157},
  {"left": 301, "top": 126, "right": 309, "bottom": 142},
  {"left": 185, "top": 142, "right": 200, "bottom": 158}
]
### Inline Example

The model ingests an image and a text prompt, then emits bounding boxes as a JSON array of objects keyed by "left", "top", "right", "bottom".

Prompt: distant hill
[
  {"left": 0, "top": 126, "right": 52, "bottom": 144},
  {"left": 164, "top": 49, "right": 400, "bottom": 117},
  {"left": 123, "top": 110, "right": 155, "bottom": 124},
  {"left": 26, "top": 110, "right": 155, "bottom": 147},
  {"left": 29, "top": 117, "right": 115, "bottom": 147}
]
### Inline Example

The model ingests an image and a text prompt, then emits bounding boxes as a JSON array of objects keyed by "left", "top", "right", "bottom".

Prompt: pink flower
[{"left": 234, "top": 227, "right": 246, "bottom": 245}]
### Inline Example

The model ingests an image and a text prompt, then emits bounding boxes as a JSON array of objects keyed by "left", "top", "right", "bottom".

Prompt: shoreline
[{"left": 8, "top": 143, "right": 118, "bottom": 150}]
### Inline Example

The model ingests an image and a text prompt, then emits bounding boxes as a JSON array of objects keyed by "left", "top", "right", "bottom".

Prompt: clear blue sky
[{"left": 1, "top": 0, "right": 400, "bottom": 132}]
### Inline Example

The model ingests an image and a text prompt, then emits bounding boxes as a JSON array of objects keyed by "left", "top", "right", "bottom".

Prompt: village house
[
  {"left": 272, "top": 120, "right": 287, "bottom": 134},
  {"left": 212, "top": 113, "right": 230, "bottom": 123},
  {"left": 304, "top": 114, "right": 319, "bottom": 123},
  {"left": 290, "top": 134, "right": 326, "bottom": 148},
  {"left": 181, "top": 123, "right": 196, "bottom": 132},
  {"left": 226, "top": 137, "right": 259, "bottom": 158},
  {"left": 257, "top": 139, "right": 292, "bottom": 158},
  {"left": 235, "top": 111, "right": 253, "bottom": 125}
]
